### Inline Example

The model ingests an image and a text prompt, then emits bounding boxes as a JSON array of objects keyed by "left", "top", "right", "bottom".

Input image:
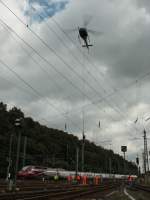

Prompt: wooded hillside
[{"left": 0, "top": 102, "right": 137, "bottom": 177}]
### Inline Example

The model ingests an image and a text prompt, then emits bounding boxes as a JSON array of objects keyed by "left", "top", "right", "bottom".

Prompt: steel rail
[
  {"left": 133, "top": 183, "right": 150, "bottom": 192},
  {"left": 0, "top": 183, "right": 119, "bottom": 200}
]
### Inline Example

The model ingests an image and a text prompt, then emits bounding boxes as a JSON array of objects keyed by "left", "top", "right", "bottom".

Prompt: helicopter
[
  {"left": 68, "top": 16, "right": 102, "bottom": 51},
  {"left": 78, "top": 27, "right": 93, "bottom": 50}
]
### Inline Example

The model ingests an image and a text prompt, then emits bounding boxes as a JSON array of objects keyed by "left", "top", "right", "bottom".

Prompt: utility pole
[
  {"left": 81, "top": 110, "right": 85, "bottom": 172},
  {"left": 121, "top": 146, "right": 127, "bottom": 175},
  {"left": 81, "top": 133, "right": 85, "bottom": 172},
  {"left": 7, "top": 134, "right": 14, "bottom": 191},
  {"left": 22, "top": 136, "right": 27, "bottom": 168},
  {"left": 76, "top": 147, "right": 79, "bottom": 176},
  {"left": 14, "top": 118, "right": 22, "bottom": 190},
  {"left": 136, "top": 155, "right": 139, "bottom": 176},
  {"left": 123, "top": 152, "right": 125, "bottom": 174},
  {"left": 143, "top": 129, "right": 149, "bottom": 174},
  {"left": 109, "top": 157, "right": 112, "bottom": 176},
  {"left": 109, "top": 144, "right": 112, "bottom": 177},
  {"left": 66, "top": 144, "right": 69, "bottom": 170},
  {"left": 142, "top": 152, "right": 146, "bottom": 174},
  {"left": 7, "top": 134, "right": 13, "bottom": 180},
  {"left": 117, "top": 160, "right": 120, "bottom": 174}
]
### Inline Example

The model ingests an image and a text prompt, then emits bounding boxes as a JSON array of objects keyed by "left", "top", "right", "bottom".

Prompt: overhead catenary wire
[
  {"left": 0, "top": 19, "right": 90, "bottom": 132},
  {"left": 0, "top": 58, "right": 83, "bottom": 132},
  {"left": 0, "top": 17, "right": 142, "bottom": 136},
  {"left": 25, "top": 5, "right": 141, "bottom": 132},
  {"left": 0, "top": 19, "right": 110, "bottom": 133},
  {"left": 0, "top": 20, "right": 82, "bottom": 106},
  {"left": 50, "top": 13, "right": 131, "bottom": 111},
  {"left": 48, "top": 70, "right": 150, "bottom": 135},
  {"left": 0, "top": 4, "right": 134, "bottom": 136},
  {"left": 0, "top": 1, "right": 146, "bottom": 134},
  {"left": 0, "top": 24, "right": 135, "bottom": 139},
  {"left": 0, "top": 1, "right": 150, "bottom": 162},
  {"left": 0, "top": 19, "right": 96, "bottom": 108},
  {"left": 0, "top": 1, "right": 134, "bottom": 124},
  {"left": 29, "top": 5, "right": 132, "bottom": 123},
  {"left": 0, "top": 18, "right": 129, "bottom": 133},
  {"left": 0, "top": 18, "right": 122, "bottom": 134}
]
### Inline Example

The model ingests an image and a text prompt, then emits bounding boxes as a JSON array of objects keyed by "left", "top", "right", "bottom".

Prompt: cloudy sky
[{"left": 0, "top": 0, "right": 150, "bottom": 167}]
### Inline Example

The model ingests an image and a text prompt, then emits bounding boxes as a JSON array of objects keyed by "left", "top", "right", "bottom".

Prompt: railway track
[
  {"left": 0, "top": 180, "right": 117, "bottom": 192},
  {"left": 0, "top": 181, "right": 74, "bottom": 192},
  {"left": 0, "top": 182, "right": 119, "bottom": 200},
  {"left": 132, "top": 183, "right": 150, "bottom": 192}
]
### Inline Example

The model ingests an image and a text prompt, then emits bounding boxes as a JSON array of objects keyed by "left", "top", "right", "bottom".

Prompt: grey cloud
[{"left": 0, "top": 0, "right": 150, "bottom": 167}]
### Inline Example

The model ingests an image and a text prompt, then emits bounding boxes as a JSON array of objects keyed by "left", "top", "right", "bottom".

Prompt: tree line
[{"left": 0, "top": 102, "right": 137, "bottom": 178}]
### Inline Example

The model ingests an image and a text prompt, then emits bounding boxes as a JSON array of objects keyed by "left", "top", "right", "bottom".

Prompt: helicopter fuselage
[
  {"left": 78, "top": 27, "right": 93, "bottom": 50},
  {"left": 79, "top": 27, "right": 88, "bottom": 40}
]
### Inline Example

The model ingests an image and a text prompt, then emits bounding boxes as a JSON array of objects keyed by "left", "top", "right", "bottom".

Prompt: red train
[
  {"left": 18, "top": 166, "right": 47, "bottom": 178},
  {"left": 18, "top": 165, "right": 137, "bottom": 180}
]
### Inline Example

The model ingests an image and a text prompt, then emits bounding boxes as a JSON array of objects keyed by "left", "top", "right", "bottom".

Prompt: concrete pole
[
  {"left": 66, "top": 144, "right": 69, "bottom": 170},
  {"left": 109, "top": 157, "right": 112, "bottom": 176},
  {"left": 123, "top": 152, "right": 126, "bottom": 175},
  {"left": 81, "top": 110, "right": 85, "bottom": 172},
  {"left": 76, "top": 147, "right": 79, "bottom": 176},
  {"left": 81, "top": 138, "right": 85, "bottom": 172},
  {"left": 7, "top": 134, "right": 13, "bottom": 180},
  {"left": 143, "top": 129, "right": 149, "bottom": 173},
  {"left": 14, "top": 130, "right": 21, "bottom": 189},
  {"left": 22, "top": 136, "right": 27, "bottom": 168}
]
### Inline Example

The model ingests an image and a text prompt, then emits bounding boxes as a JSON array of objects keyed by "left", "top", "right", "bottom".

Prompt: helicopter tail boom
[{"left": 82, "top": 44, "right": 93, "bottom": 47}]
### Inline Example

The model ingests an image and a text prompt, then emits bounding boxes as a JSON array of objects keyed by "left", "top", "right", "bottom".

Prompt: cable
[
  {"left": 0, "top": 18, "right": 117, "bottom": 133},
  {"left": 0, "top": 21, "right": 82, "bottom": 106},
  {"left": 0, "top": 1, "right": 132, "bottom": 124},
  {"left": 51, "top": 16, "right": 130, "bottom": 102},
  {"left": 49, "top": 13, "right": 135, "bottom": 121},
  {"left": 27, "top": 5, "right": 139, "bottom": 130},
  {"left": 46, "top": 70, "right": 150, "bottom": 134},
  {"left": 0, "top": 58, "right": 83, "bottom": 132},
  {"left": 0, "top": 19, "right": 124, "bottom": 128},
  {"left": 0, "top": 19, "right": 95, "bottom": 105},
  {"left": 0, "top": 1, "right": 145, "bottom": 135}
]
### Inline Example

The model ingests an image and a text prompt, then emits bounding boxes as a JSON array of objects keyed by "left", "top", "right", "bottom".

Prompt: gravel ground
[
  {"left": 105, "top": 191, "right": 131, "bottom": 200},
  {"left": 75, "top": 187, "right": 131, "bottom": 200},
  {"left": 127, "top": 188, "right": 150, "bottom": 200},
  {"left": 74, "top": 186, "right": 150, "bottom": 200}
]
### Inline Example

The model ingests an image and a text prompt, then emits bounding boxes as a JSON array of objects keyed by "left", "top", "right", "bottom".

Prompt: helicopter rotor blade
[
  {"left": 65, "top": 28, "right": 78, "bottom": 33},
  {"left": 83, "top": 15, "right": 93, "bottom": 27},
  {"left": 87, "top": 29, "right": 103, "bottom": 36}
]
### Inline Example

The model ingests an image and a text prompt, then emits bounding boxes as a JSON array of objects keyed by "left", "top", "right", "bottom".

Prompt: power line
[
  {"left": 24, "top": 5, "right": 141, "bottom": 131},
  {"left": 0, "top": 1, "right": 148, "bottom": 135},
  {"left": 0, "top": 1, "right": 133, "bottom": 124},
  {"left": 48, "top": 12, "right": 139, "bottom": 122},
  {"left": 0, "top": 58, "right": 83, "bottom": 132},
  {"left": 0, "top": 20, "right": 81, "bottom": 106},
  {"left": 0, "top": 19, "right": 126, "bottom": 132},
  {"left": 50, "top": 15, "right": 131, "bottom": 109},
  {"left": 0, "top": 19, "right": 94, "bottom": 105},
  {"left": 25, "top": 8, "right": 131, "bottom": 123},
  {"left": 0, "top": 19, "right": 108, "bottom": 135}
]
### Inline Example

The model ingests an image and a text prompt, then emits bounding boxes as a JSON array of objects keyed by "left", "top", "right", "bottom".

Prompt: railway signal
[
  {"left": 121, "top": 146, "right": 127, "bottom": 175},
  {"left": 14, "top": 118, "right": 23, "bottom": 190}
]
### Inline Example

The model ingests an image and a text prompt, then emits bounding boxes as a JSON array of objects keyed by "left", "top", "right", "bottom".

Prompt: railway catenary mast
[
  {"left": 81, "top": 111, "right": 85, "bottom": 172},
  {"left": 143, "top": 129, "right": 149, "bottom": 174}
]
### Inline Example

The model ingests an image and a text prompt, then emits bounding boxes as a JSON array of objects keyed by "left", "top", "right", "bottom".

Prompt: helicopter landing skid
[{"left": 82, "top": 44, "right": 93, "bottom": 47}]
